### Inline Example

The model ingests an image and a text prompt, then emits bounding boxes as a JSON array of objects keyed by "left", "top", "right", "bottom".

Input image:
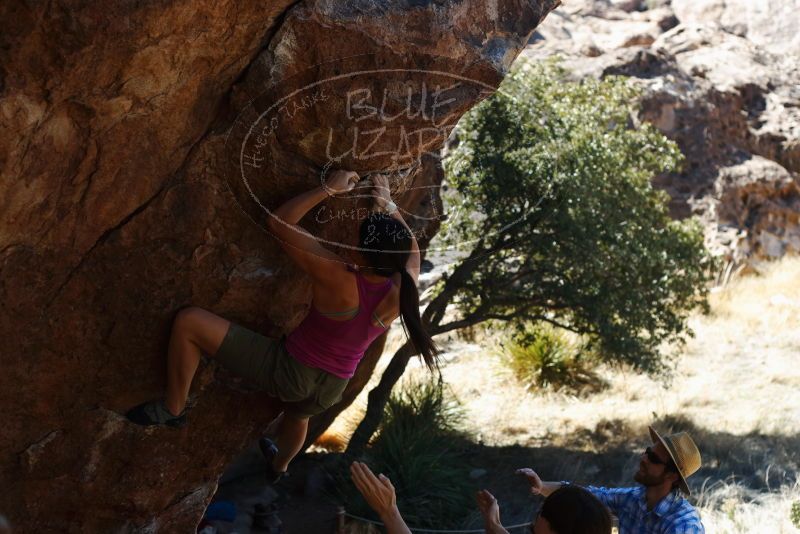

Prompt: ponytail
[
  {"left": 398, "top": 268, "right": 439, "bottom": 369},
  {"left": 358, "top": 212, "right": 438, "bottom": 369}
]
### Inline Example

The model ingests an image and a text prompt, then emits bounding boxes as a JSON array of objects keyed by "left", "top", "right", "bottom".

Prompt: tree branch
[{"left": 344, "top": 341, "right": 417, "bottom": 458}]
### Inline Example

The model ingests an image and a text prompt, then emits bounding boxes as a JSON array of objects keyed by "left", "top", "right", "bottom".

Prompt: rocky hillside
[
  {"left": 523, "top": 0, "right": 800, "bottom": 271},
  {"left": 0, "top": 1, "right": 559, "bottom": 532}
]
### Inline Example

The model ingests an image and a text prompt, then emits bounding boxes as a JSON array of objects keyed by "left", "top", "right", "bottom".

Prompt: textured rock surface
[
  {"left": 523, "top": 0, "right": 800, "bottom": 269},
  {"left": 671, "top": 0, "right": 800, "bottom": 56},
  {"left": 0, "top": 0, "right": 558, "bottom": 531}
]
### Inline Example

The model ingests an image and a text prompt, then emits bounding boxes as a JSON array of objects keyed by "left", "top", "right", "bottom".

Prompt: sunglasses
[{"left": 644, "top": 446, "right": 674, "bottom": 469}]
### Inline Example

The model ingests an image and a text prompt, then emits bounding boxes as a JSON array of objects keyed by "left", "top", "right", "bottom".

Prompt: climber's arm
[
  {"left": 267, "top": 171, "right": 359, "bottom": 282},
  {"left": 371, "top": 174, "right": 421, "bottom": 284}
]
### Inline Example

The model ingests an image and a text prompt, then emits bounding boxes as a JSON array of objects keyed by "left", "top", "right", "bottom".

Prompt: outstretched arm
[
  {"left": 518, "top": 467, "right": 628, "bottom": 516},
  {"left": 516, "top": 468, "right": 566, "bottom": 497},
  {"left": 350, "top": 462, "right": 412, "bottom": 534},
  {"left": 267, "top": 170, "right": 359, "bottom": 283},
  {"left": 372, "top": 174, "right": 421, "bottom": 284},
  {"left": 476, "top": 490, "right": 510, "bottom": 534}
]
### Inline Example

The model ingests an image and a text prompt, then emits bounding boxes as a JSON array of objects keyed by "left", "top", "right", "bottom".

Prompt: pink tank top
[{"left": 284, "top": 265, "right": 394, "bottom": 379}]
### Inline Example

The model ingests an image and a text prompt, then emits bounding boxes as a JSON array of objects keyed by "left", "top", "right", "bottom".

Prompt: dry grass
[
  {"left": 323, "top": 255, "right": 800, "bottom": 532},
  {"left": 694, "top": 481, "right": 800, "bottom": 534}
]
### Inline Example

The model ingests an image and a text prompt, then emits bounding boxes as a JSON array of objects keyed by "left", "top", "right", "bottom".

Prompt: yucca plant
[
  {"left": 336, "top": 376, "right": 474, "bottom": 530},
  {"left": 502, "top": 323, "right": 604, "bottom": 392}
]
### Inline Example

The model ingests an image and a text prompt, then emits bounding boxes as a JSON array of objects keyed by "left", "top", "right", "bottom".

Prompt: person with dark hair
[
  {"left": 350, "top": 462, "right": 612, "bottom": 534},
  {"left": 126, "top": 171, "right": 437, "bottom": 482},
  {"left": 477, "top": 485, "right": 612, "bottom": 534},
  {"left": 519, "top": 426, "right": 705, "bottom": 533}
]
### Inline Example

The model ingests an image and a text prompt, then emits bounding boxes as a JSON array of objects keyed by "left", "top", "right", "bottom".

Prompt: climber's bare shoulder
[
  {"left": 267, "top": 220, "right": 349, "bottom": 284},
  {"left": 289, "top": 245, "right": 349, "bottom": 286}
]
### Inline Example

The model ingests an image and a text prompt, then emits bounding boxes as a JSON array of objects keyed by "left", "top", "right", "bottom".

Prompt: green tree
[{"left": 347, "top": 61, "right": 713, "bottom": 456}]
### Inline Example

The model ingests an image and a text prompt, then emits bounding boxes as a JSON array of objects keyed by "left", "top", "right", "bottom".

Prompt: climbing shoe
[
  {"left": 259, "top": 437, "right": 287, "bottom": 484},
  {"left": 125, "top": 399, "right": 187, "bottom": 428}
]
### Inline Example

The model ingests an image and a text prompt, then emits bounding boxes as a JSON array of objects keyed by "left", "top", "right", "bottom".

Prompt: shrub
[
  {"left": 791, "top": 500, "right": 800, "bottom": 528},
  {"left": 502, "top": 323, "right": 604, "bottom": 392},
  {"left": 339, "top": 377, "right": 474, "bottom": 529}
]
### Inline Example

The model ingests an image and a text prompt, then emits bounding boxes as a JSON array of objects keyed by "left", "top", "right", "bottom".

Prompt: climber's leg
[
  {"left": 164, "top": 306, "right": 231, "bottom": 415},
  {"left": 258, "top": 416, "right": 305, "bottom": 484},
  {"left": 258, "top": 414, "right": 311, "bottom": 483},
  {"left": 272, "top": 414, "right": 310, "bottom": 473},
  {"left": 258, "top": 366, "right": 349, "bottom": 472},
  {"left": 126, "top": 306, "right": 230, "bottom": 427}
]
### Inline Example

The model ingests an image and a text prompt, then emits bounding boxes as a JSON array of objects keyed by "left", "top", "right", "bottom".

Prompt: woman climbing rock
[{"left": 126, "top": 171, "right": 438, "bottom": 482}]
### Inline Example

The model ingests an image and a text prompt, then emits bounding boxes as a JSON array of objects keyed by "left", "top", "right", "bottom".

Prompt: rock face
[
  {"left": 671, "top": 0, "right": 800, "bottom": 56},
  {"left": 0, "top": 1, "right": 558, "bottom": 531},
  {"left": 524, "top": 0, "right": 800, "bottom": 269}
]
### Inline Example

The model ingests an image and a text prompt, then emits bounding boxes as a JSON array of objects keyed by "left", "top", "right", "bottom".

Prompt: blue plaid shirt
[{"left": 586, "top": 485, "right": 705, "bottom": 534}]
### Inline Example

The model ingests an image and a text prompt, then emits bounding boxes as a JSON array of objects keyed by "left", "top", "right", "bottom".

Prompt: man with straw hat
[{"left": 518, "top": 425, "right": 705, "bottom": 533}]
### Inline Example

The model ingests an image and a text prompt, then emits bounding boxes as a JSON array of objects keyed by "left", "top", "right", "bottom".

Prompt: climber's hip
[{"left": 214, "top": 322, "right": 348, "bottom": 418}]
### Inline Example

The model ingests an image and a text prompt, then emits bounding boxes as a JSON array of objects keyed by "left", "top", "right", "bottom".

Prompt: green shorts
[{"left": 214, "top": 323, "right": 349, "bottom": 418}]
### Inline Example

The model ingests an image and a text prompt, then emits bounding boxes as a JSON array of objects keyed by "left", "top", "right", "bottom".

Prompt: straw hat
[{"left": 649, "top": 426, "right": 701, "bottom": 495}]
